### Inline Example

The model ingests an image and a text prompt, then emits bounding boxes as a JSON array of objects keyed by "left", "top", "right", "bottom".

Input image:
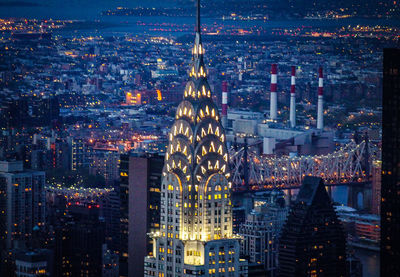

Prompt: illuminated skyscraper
[{"left": 144, "top": 1, "right": 248, "bottom": 276}]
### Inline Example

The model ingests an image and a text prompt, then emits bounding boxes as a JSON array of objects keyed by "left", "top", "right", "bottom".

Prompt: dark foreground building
[
  {"left": 381, "top": 48, "right": 400, "bottom": 276},
  {"left": 278, "top": 176, "right": 346, "bottom": 276},
  {"left": 119, "top": 153, "right": 163, "bottom": 277},
  {"left": 54, "top": 204, "right": 105, "bottom": 277}
]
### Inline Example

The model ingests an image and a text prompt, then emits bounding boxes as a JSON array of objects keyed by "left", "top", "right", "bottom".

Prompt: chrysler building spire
[
  {"left": 189, "top": 0, "right": 207, "bottom": 83},
  {"left": 144, "top": 1, "right": 248, "bottom": 275},
  {"left": 196, "top": 0, "right": 200, "bottom": 33}
]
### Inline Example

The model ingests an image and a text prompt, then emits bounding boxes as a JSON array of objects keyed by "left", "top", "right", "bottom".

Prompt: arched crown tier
[{"left": 161, "top": 9, "right": 233, "bottom": 243}]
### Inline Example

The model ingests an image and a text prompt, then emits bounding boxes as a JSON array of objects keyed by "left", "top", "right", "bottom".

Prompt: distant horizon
[
  {"left": 0, "top": 0, "right": 178, "bottom": 20},
  {"left": 1, "top": 0, "right": 399, "bottom": 22}
]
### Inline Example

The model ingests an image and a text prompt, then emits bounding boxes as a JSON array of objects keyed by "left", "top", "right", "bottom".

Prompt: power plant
[{"left": 221, "top": 64, "right": 333, "bottom": 156}]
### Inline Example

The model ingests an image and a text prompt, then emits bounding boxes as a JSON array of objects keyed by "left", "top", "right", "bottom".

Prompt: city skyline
[{"left": 0, "top": 0, "right": 398, "bottom": 276}]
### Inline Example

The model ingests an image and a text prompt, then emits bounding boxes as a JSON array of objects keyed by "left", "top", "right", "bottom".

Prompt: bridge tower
[
  {"left": 243, "top": 137, "right": 249, "bottom": 190},
  {"left": 347, "top": 133, "right": 372, "bottom": 211},
  {"left": 362, "top": 132, "right": 371, "bottom": 178},
  {"left": 347, "top": 183, "right": 372, "bottom": 211}
]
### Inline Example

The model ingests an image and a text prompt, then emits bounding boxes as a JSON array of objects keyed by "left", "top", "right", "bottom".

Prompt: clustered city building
[{"left": 0, "top": 1, "right": 396, "bottom": 277}]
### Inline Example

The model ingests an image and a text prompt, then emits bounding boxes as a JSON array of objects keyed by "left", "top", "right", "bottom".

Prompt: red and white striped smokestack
[
  {"left": 317, "top": 67, "right": 324, "bottom": 130},
  {"left": 289, "top": 66, "right": 296, "bottom": 128},
  {"left": 270, "top": 64, "right": 278, "bottom": 120},
  {"left": 318, "top": 67, "right": 324, "bottom": 96},
  {"left": 221, "top": 81, "right": 228, "bottom": 129}
]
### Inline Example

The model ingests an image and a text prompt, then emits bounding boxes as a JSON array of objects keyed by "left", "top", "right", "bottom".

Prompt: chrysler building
[{"left": 144, "top": 1, "right": 248, "bottom": 276}]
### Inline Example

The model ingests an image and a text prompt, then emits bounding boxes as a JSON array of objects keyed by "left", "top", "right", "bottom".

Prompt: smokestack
[
  {"left": 290, "top": 66, "right": 296, "bottom": 128},
  {"left": 221, "top": 81, "right": 228, "bottom": 129},
  {"left": 317, "top": 67, "right": 324, "bottom": 130},
  {"left": 270, "top": 64, "right": 278, "bottom": 120}
]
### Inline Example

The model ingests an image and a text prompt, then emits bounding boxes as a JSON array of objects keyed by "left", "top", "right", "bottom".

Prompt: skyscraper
[
  {"left": 381, "top": 48, "right": 400, "bottom": 276},
  {"left": 240, "top": 191, "right": 288, "bottom": 276},
  {"left": 90, "top": 147, "right": 120, "bottom": 185},
  {"left": 68, "top": 137, "right": 91, "bottom": 171},
  {"left": 119, "top": 153, "right": 163, "bottom": 277},
  {"left": 278, "top": 176, "right": 346, "bottom": 277},
  {"left": 54, "top": 203, "right": 105, "bottom": 277},
  {"left": 0, "top": 160, "right": 45, "bottom": 250},
  {"left": 119, "top": 153, "right": 129, "bottom": 276},
  {"left": 144, "top": 1, "right": 248, "bottom": 276}
]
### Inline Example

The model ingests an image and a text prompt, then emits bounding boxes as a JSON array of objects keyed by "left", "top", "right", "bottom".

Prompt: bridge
[
  {"left": 229, "top": 139, "right": 379, "bottom": 192},
  {"left": 45, "top": 185, "right": 113, "bottom": 200}
]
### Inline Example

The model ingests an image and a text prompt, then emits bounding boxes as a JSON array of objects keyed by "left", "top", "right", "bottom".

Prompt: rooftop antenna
[{"left": 196, "top": 0, "right": 200, "bottom": 33}]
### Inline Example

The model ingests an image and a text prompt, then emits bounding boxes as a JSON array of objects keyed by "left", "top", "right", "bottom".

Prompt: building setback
[
  {"left": 278, "top": 176, "right": 346, "bottom": 277},
  {"left": 15, "top": 249, "right": 53, "bottom": 277}
]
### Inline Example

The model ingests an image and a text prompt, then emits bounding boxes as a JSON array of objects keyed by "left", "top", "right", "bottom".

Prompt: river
[{"left": 1, "top": 0, "right": 399, "bottom": 38}]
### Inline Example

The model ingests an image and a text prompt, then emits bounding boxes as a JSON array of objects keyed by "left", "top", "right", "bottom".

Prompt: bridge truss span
[{"left": 229, "top": 140, "right": 379, "bottom": 191}]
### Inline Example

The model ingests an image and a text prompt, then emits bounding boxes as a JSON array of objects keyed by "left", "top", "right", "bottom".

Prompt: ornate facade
[{"left": 144, "top": 1, "right": 247, "bottom": 276}]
